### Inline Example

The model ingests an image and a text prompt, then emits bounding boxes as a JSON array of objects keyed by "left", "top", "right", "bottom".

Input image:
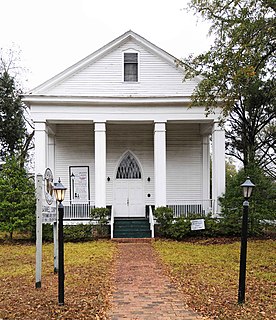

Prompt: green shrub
[
  {"left": 169, "top": 216, "right": 191, "bottom": 240},
  {"left": 154, "top": 206, "right": 174, "bottom": 237},
  {"left": 169, "top": 214, "right": 222, "bottom": 240},
  {"left": 42, "top": 224, "right": 94, "bottom": 242},
  {"left": 154, "top": 207, "right": 223, "bottom": 240},
  {"left": 42, "top": 224, "right": 53, "bottom": 241},
  {"left": 90, "top": 207, "right": 110, "bottom": 238},
  {"left": 203, "top": 215, "right": 222, "bottom": 236},
  {"left": 63, "top": 224, "right": 93, "bottom": 242}
]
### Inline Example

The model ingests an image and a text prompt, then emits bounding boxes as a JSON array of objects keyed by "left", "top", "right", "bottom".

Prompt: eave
[{"left": 22, "top": 95, "right": 193, "bottom": 107}]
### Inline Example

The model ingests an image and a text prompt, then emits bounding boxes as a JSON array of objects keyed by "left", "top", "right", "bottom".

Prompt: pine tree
[{"left": 0, "top": 157, "right": 36, "bottom": 239}]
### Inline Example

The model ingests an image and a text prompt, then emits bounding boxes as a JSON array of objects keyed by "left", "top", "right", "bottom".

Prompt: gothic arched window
[{"left": 116, "top": 152, "right": 141, "bottom": 179}]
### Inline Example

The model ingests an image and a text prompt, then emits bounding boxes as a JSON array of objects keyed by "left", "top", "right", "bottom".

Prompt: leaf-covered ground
[
  {"left": 0, "top": 241, "right": 116, "bottom": 320},
  {"left": 1, "top": 239, "right": 275, "bottom": 319},
  {"left": 154, "top": 239, "right": 276, "bottom": 320}
]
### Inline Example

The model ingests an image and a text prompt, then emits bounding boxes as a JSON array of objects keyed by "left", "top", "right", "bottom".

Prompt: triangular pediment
[{"left": 30, "top": 30, "right": 199, "bottom": 97}]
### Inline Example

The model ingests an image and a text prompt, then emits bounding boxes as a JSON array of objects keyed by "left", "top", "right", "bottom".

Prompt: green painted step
[{"left": 113, "top": 217, "right": 151, "bottom": 238}]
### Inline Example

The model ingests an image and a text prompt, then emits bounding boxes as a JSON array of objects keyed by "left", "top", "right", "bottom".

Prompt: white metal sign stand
[
  {"left": 35, "top": 174, "right": 43, "bottom": 288},
  {"left": 35, "top": 169, "right": 57, "bottom": 288}
]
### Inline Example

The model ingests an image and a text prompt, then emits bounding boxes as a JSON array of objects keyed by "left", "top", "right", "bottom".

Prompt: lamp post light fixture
[
  {"left": 53, "top": 178, "right": 67, "bottom": 306},
  {"left": 238, "top": 177, "right": 255, "bottom": 304}
]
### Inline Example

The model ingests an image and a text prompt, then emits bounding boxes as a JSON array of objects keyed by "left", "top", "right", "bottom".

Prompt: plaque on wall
[{"left": 69, "top": 166, "right": 90, "bottom": 203}]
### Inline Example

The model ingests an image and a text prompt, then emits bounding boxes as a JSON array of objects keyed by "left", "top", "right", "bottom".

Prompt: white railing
[
  {"left": 63, "top": 200, "right": 95, "bottom": 220},
  {"left": 149, "top": 205, "right": 155, "bottom": 238},
  {"left": 110, "top": 206, "right": 114, "bottom": 239},
  {"left": 62, "top": 199, "right": 214, "bottom": 222},
  {"left": 167, "top": 200, "right": 214, "bottom": 218}
]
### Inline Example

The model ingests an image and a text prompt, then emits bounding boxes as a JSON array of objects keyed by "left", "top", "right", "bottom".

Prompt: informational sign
[
  {"left": 42, "top": 168, "right": 56, "bottom": 224},
  {"left": 69, "top": 166, "right": 89, "bottom": 203},
  {"left": 42, "top": 205, "right": 57, "bottom": 224},
  {"left": 191, "top": 219, "right": 205, "bottom": 231}
]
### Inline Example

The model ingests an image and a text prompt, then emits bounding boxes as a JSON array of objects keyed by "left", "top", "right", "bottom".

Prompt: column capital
[
  {"left": 94, "top": 122, "right": 106, "bottom": 132},
  {"left": 212, "top": 121, "right": 224, "bottom": 132},
  {"left": 35, "top": 121, "right": 47, "bottom": 131},
  {"left": 154, "top": 122, "right": 166, "bottom": 132}
]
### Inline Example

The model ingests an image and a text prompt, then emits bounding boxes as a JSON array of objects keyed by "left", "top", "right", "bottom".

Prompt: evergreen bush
[
  {"left": 154, "top": 206, "right": 174, "bottom": 237},
  {"left": 90, "top": 207, "right": 110, "bottom": 238},
  {"left": 0, "top": 157, "right": 36, "bottom": 239},
  {"left": 220, "top": 166, "right": 276, "bottom": 236},
  {"left": 63, "top": 224, "right": 93, "bottom": 242}
]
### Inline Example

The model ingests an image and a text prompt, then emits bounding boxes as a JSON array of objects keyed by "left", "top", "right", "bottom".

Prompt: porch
[{"left": 62, "top": 199, "right": 215, "bottom": 238}]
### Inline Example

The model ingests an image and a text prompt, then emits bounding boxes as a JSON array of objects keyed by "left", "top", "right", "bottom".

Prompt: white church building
[{"left": 23, "top": 30, "right": 225, "bottom": 238}]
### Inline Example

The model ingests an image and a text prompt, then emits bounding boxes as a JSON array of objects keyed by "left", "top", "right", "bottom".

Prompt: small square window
[{"left": 124, "top": 52, "right": 138, "bottom": 82}]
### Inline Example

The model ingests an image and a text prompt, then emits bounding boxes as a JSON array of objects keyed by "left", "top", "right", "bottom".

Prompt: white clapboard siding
[
  {"left": 55, "top": 124, "right": 94, "bottom": 203},
  {"left": 42, "top": 38, "right": 197, "bottom": 97},
  {"left": 106, "top": 123, "right": 154, "bottom": 205},
  {"left": 54, "top": 122, "right": 204, "bottom": 205},
  {"left": 166, "top": 123, "right": 203, "bottom": 202}
]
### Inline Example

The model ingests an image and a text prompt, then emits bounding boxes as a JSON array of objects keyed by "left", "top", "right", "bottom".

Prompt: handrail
[
  {"left": 149, "top": 205, "right": 155, "bottom": 238},
  {"left": 110, "top": 205, "right": 114, "bottom": 239}
]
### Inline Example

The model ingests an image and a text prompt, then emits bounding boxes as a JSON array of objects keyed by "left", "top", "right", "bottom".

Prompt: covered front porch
[
  {"left": 32, "top": 105, "right": 225, "bottom": 239},
  {"left": 61, "top": 199, "right": 215, "bottom": 238}
]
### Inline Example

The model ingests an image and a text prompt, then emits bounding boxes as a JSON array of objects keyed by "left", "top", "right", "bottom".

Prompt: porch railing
[
  {"left": 63, "top": 201, "right": 95, "bottom": 220},
  {"left": 61, "top": 199, "right": 214, "bottom": 222},
  {"left": 110, "top": 206, "right": 114, "bottom": 239},
  {"left": 167, "top": 200, "right": 214, "bottom": 218}
]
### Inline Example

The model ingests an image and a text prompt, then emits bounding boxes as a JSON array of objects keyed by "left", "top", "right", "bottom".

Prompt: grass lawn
[
  {"left": 0, "top": 241, "right": 116, "bottom": 320},
  {"left": 154, "top": 238, "right": 276, "bottom": 320}
]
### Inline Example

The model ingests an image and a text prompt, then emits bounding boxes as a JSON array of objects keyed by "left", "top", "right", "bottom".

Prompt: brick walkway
[{"left": 108, "top": 241, "right": 207, "bottom": 320}]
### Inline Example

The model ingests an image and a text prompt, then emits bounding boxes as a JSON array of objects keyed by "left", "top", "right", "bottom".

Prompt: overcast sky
[{"left": 0, "top": 0, "right": 213, "bottom": 90}]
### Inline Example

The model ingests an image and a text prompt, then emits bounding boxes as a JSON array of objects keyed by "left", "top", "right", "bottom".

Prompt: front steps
[
  {"left": 113, "top": 217, "right": 152, "bottom": 238},
  {"left": 112, "top": 238, "right": 153, "bottom": 243}
]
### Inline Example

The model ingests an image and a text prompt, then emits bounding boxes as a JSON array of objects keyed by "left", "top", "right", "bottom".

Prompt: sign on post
[
  {"left": 35, "top": 168, "right": 57, "bottom": 288},
  {"left": 191, "top": 218, "right": 205, "bottom": 231},
  {"left": 42, "top": 168, "right": 56, "bottom": 223}
]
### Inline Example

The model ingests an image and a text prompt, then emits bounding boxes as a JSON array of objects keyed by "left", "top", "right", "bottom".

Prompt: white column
[
  {"left": 94, "top": 122, "right": 106, "bottom": 208},
  {"left": 154, "top": 122, "right": 167, "bottom": 207},
  {"left": 202, "top": 135, "right": 210, "bottom": 212},
  {"left": 34, "top": 122, "right": 47, "bottom": 176},
  {"left": 212, "top": 122, "right": 225, "bottom": 215},
  {"left": 48, "top": 134, "right": 55, "bottom": 174}
]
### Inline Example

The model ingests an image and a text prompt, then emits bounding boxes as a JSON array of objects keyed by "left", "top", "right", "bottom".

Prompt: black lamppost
[
  {"left": 53, "top": 178, "right": 67, "bottom": 306},
  {"left": 238, "top": 177, "right": 255, "bottom": 304}
]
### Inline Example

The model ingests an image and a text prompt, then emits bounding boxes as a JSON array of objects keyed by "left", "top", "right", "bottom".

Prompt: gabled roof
[{"left": 29, "top": 30, "right": 187, "bottom": 94}]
